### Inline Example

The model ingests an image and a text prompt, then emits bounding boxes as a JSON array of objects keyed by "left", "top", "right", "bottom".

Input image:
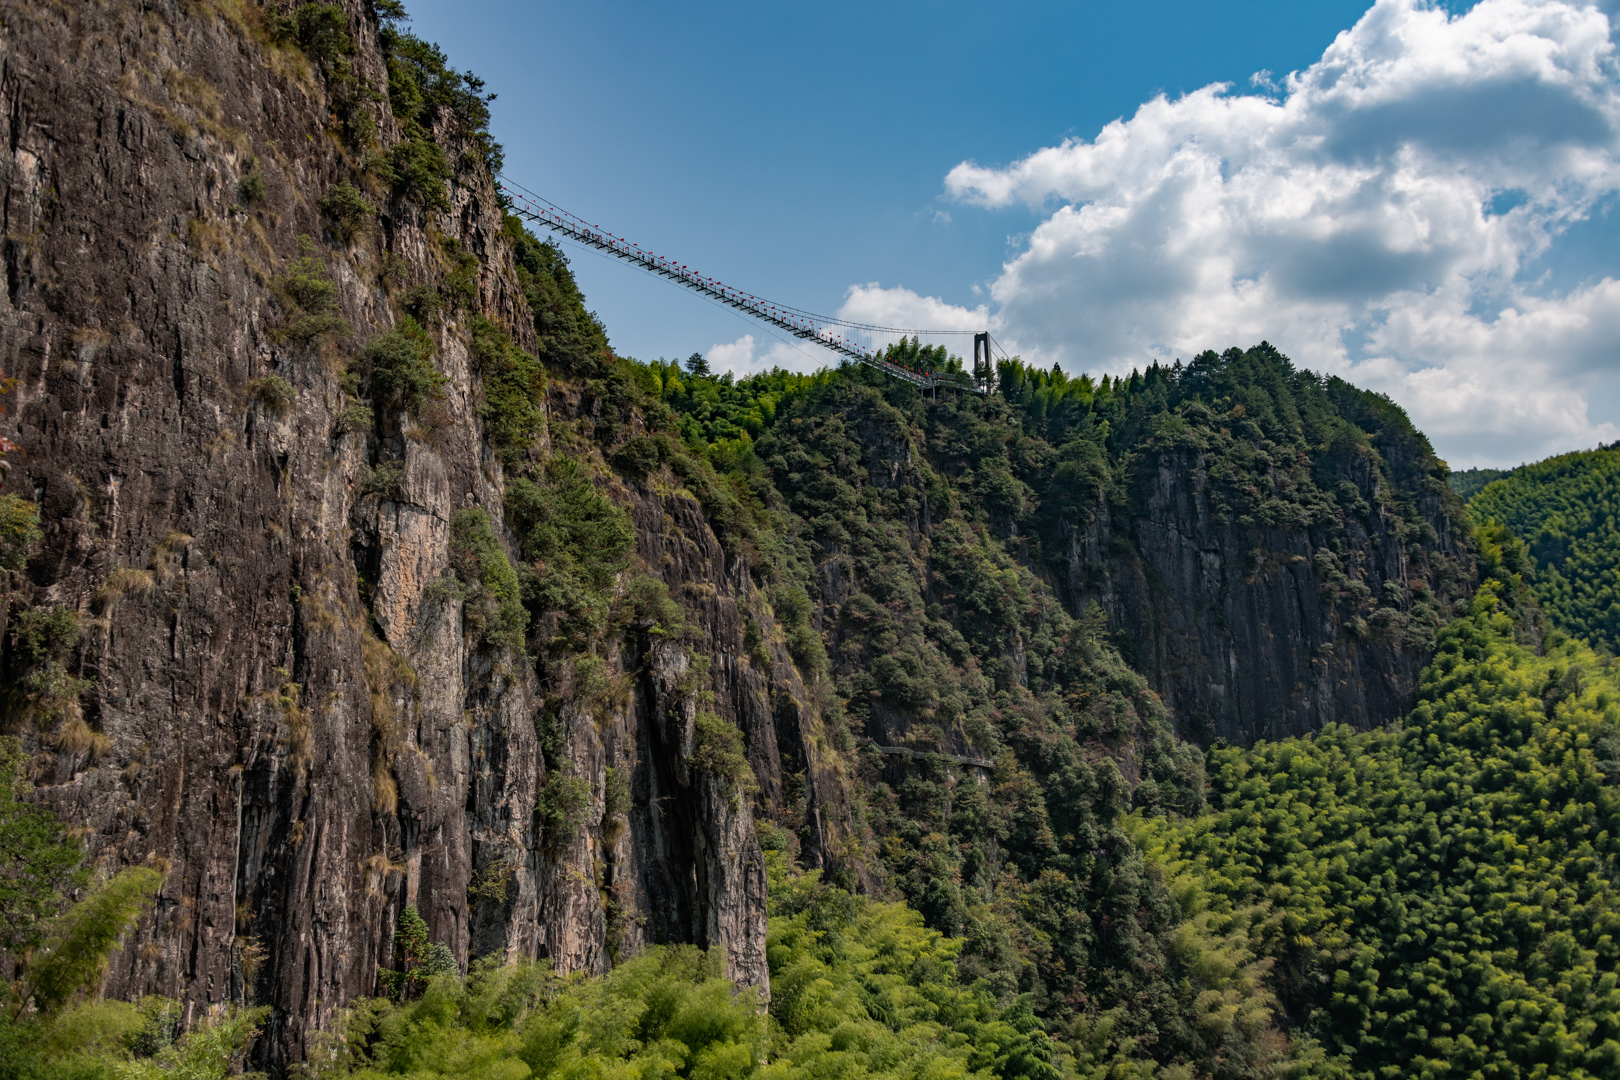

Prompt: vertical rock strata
[
  {"left": 0, "top": 0, "right": 822, "bottom": 1065},
  {"left": 1067, "top": 428, "right": 1470, "bottom": 745}
]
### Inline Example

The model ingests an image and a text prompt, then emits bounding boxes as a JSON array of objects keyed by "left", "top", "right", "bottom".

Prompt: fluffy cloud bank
[
  {"left": 876, "top": 0, "right": 1620, "bottom": 465},
  {"left": 704, "top": 333, "right": 830, "bottom": 378}
]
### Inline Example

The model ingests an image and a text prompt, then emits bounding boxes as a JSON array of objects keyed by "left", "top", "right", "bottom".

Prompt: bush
[
  {"left": 337, "top": 400, "right": 373, "bottom": 435},
  {"left": 247, "top": 374, "right": 296, "bottom": 418},
  {"left": 448, "top": 508, "right": 526, "bottom": 653},
  {"left": 357, "top": 461, "right": 405, "bottom": 501},
  {"left": 535, "top": 772, "right": 590, "bottom": 856},
  {"left": 441, "top": 244, "right": 479, "bottom": 310},
  {"left": 0, "top": 494, "right": 41, "bottom": 570},
  {"left": 273, "top": 241, "right": 349, "bottom": 346},
  {"left": 362, "top": 318, "right": 446, "bottom": 417},
  {"left": 400, "top": 283, "right": 443, "bottom": 325},
  {"left": 689, "top": 711, "right": 755, "bottom": 796},
  {"left": 9, "top": 604, "right": 78, "bottom": 665},
  {"left": 274, "top": 3, "right": 353, "bottom": 65},
  {"left": 506, "top": 459, "right": 634, "bottom": 646},
  {"left": 469, "top": 317, "right": 544, "bottom": 462},
  {"left": 623, "top": 574, "right": 686, "bottom": 637},
  {"left": 236, "top": 170, "right": 267, "bottom": 206},
  {"left": 318, "top": 181, "right": 376, "bottom": 241},
  {"left": 279, "top": 251, "right": 337, "bottom": 312},
  {"left": 13, "top": 661, "right": 92, "bottom": 729},
  {"left": 380, "top": 137, "right": 452, "bottom": 212},
  {"left": 611, "top": 434, "right": 664, "bottom": 477}
]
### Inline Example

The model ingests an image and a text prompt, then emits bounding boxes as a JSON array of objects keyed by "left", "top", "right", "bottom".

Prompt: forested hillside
[
  {"left": 1468, "top": 446, "right": 1620, "bottom": 652},
  {"left": 1450, "top": 465, "right": 1516, "bottom": 501},
  {"left": 645, "top": 339, "right": 1472, "bottom": 746},
  {"left": 1138, "top": 525, "right": 1620, "bottom": 1079}
]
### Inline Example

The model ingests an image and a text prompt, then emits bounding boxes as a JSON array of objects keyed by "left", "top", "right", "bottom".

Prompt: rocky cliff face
[
  {"left": 1063, "top": 390, "right": 1473, "bottom": 745},
  {"left": 0, "top": 0, "right": 842, "bottom": 1066}
]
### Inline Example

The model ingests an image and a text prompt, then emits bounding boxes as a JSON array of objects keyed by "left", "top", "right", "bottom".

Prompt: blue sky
[{"left": 408, "top": 0, "right": 1620, "bottom": 468}]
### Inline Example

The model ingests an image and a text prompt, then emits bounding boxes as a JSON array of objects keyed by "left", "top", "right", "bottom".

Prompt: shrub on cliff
[
  {"left": 361, "top": 318, "right": 446, "bottom": 419},
  {"left": 2, "top": 605, "right": 93, "bottom": 733},
  {"left": 535, "top": 773, "right": 591, "bottom": 858},
  {"left": 377, "top": 138, "right": 452, "bottom": 213},
  {"left": 506, "top": 459, "right": 633, "bottom": 648},
  {"left": 449, "top": 509, "right": 526, "bottom": 654},
  {"left": 247, "top": 374, "right": 297, "bottom": 418},
  {"left": 236, "top": 170, "right": 267, "bottom": 206},
  {"left": 273, "top": 241, "right": 350, "bottom": 346},
  {"left": 690, "top": 711, "right": 756, "bottom": 798},
  {"left": 273, "top": 3, "right": 353, "bottom": 67},
  {"left": 319, "top": 182, "right": 377, "bottom": 241},
  {"left": 469, "top": 317, "right": 545, "bottom": 463},
  {"left": 0, "top": 495, "right": 41, "bottom": 571}
]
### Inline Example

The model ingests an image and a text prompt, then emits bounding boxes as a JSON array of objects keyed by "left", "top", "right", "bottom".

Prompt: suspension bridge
[{"left": 497, "top": 177, "right": 1004, "bottom": 392}]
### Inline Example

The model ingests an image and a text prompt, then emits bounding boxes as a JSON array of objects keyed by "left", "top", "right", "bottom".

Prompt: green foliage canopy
[
  {"left": 449, "top": 508, "right": 527, "bottom": 654},
  {"left": 363, "top": 318, "right": 446, "bottom": 418},
  {"left": 1137, "top": 558, "right": 1620, "bottom": 1079},
  {"left": 1469, "top": 445, "right": 1620, "bottom": 652},
  {"left": 0, "top": 738, "right": 84, "bottom": 954}
]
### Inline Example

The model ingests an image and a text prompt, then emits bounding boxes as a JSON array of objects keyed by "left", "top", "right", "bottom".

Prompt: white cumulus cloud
[
  {"left": 837, "top": 284, "right": 989, "bottom": 331},
  {"left": 862, "top": 0, "right": 1620, "bottom": 466},
  {"left": 704, "top": 333, "right": 832, "bottom": 378}
]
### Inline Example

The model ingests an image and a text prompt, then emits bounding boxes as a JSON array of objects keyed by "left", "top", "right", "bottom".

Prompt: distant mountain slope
[
  {"left": 1138, "top": 526, "right": 1620, "bottom": 1079},
  {"left": 647, "top": 344, "right": 1475, "bottom": 745},
  {"left": 1449, "top": 465, "right": 1515, "bottom": 500},
  {"left": 1469, "top": 445, "right": 1620, "bottom": 652}
]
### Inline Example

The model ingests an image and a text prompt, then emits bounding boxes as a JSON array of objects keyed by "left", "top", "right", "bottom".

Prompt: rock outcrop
[
  {"left": 0, "top": 0, "right": 839, "bottom": 1066},
  {"left": 1066, "top": 419, "right": 1472, "bottom": 745}
]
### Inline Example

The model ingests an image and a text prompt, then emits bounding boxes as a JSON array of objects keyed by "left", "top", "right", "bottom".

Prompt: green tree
[
  {"left": 362, "top": 318, "right": 446, "bottom": 418},
  {"left": 377, "top": 906, "right": 458, "bottom": 1003},
  {"left": 0, "top": 737, "right": 84, "bottom": 953},
  {"left": 18, "top": 867, "right": 162, "bottom": 1016},
  {"left": 449, "top": 508, "right": 527, "bottom": 653}
]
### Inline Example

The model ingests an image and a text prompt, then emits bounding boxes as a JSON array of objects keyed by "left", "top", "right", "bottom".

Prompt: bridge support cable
[{"left": 497, "top": 177, "right": 1002, "bottom": 393}]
